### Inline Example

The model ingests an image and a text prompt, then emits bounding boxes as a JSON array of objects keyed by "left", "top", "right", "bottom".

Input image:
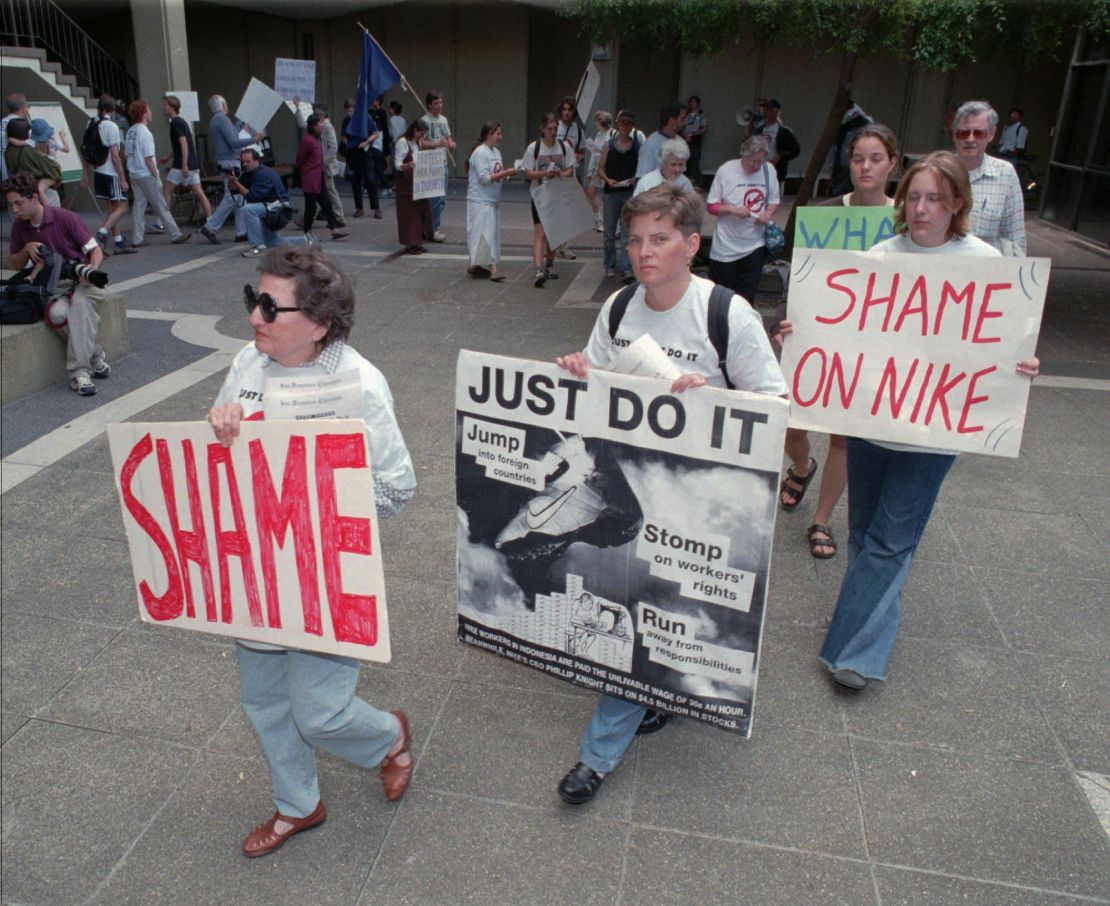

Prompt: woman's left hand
[
  {"left": 208, "top": 403, "right": 245, "bottom": 447},
  {"left": 1016, "top": 357, "right": 1040, "bottom": 378},
  {"left": 670, "top": 373, "right": 708, "bottom": 393}
]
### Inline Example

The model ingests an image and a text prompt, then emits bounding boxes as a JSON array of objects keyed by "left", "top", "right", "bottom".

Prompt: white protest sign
[
  {"left": 455, "top": 351, "right": 789, "bottom": 736},
  {"left": 781, "top": 249, "right": 1048, "bottom": 457},
  {"left": 28, "top": 103, "right": 81, "bottom": 181},
  {"left": 108, "top": 419, "right": 391, "bottom": 662},
  {"left": 167, "top": 90, "right": 199, "bottom": 123},
  {"left": 284, "top": 100, "right": 314, "bottom": 121},
  {"left": 577, "top": 61, "right": 601, "bottom": 119},
  {"left": 274, "top": 58, "right": 316, "bottom": 103},
  {"left": 413, "top": 148, "right": 446, "bottom": 200},
  {"left": 263, "top": 370, "right": 363, "bottom": 422},
  {"left": 234, "top": 77, "right": 285, "bottom": 132},
  {"left": 530, "top": 177, "right": 596, "bottom": 249}
]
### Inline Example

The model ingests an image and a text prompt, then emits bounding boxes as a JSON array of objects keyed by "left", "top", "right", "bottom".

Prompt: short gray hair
[
  {"left": 954, "top": 100, "right": 998, "bottom": 132},
  {"left": 658, "top": 137, "right": 690, "bottom": 165},
  {"left": 208, "top": 94, "right": 226, "bottom": 115},
  {"left": 259, "top": 246, "right": 355, "bottom": 344},
  {"left": 740, "top": 134, "right": 772, "bottom": 158}
]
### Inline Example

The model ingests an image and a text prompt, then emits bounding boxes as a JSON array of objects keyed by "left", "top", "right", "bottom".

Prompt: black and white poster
[{"left": 455, "top": 351, "right": 789, "bottom": 736}]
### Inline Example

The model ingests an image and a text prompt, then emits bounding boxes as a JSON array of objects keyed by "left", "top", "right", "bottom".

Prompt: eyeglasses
[
  {"left": 243, "top": 284, "right": 304, "bottom": 322},
  {"left": 955, "top": 128, "right": 989, "bottom": 140}
]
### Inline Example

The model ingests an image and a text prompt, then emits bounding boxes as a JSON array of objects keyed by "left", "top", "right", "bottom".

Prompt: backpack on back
[
  {"left": 607, "top": 281, "right": 736, "bottom": 388},
  {"left": 775, "top": 124, "right": 801, "bottom": 162},
  {"left": 80, "top": 117, "right": 110, "bottom": 167}
]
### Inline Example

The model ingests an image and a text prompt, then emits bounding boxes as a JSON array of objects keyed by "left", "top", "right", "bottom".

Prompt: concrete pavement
[{"left": 2, "top": 182, "right": 1108, "bottom": 905}]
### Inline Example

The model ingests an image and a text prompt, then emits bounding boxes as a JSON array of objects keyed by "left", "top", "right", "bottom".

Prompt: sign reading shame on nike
[{"left": 455, "top": 350, "right": 788, "bottom": 736}]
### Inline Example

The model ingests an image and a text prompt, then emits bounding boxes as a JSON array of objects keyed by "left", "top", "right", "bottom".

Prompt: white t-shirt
[
  {"left": 467, "top": 144, "right": 504, "bottom": 205},
  {"left": 521, "top": 138, "right": 575, "bottom": 187},
  {"left": 557, "top": 120, "right": 582, "bottom": 162},
  {"left": 124, "top": 122, "right": 155, "bottom": 176},
  {"left": 633, "top": 168, "right": 694, "bottom": 197},
  {"left": 707, "top": 159, "right": 781, "bottom": 260},
  {"left": 584, "top": 275, "right": 787, "bottom": 395},
  {"left": 394, "top": 136, "right": 415, "bottom": 169},
  {"left": 389, "top": 115, "right": 406, "bottom": 145},
  {"left": 95, "top": 118, "right": 121, "bottom": 177},
  {"left": 869, "top": 231, "right": 1001, "bottom": 454},
  {"left": 420, "top": 113, "right": 451, "bottom": 144}
]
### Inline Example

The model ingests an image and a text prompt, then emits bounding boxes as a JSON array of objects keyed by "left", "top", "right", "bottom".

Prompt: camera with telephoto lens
[
  {"left": 15, "top": 246, "right": 109, "bottom": 293},
  {"left": 59, "top": 259, "right": 109, "bottom": 289}
]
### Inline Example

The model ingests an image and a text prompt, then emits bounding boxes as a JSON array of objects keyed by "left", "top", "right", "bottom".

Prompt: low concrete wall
[{"left": 1, "top": 294, "right": 130, "bottom": 404}]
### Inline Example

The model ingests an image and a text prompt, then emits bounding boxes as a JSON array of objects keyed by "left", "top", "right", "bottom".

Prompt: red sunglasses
[{"left": 955, "top": 128, "right": 989, "bottom": 140}]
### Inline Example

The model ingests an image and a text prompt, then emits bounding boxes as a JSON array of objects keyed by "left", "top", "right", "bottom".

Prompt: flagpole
[{"left": 357, "top": 22, "right": 455, "bottom": 167}]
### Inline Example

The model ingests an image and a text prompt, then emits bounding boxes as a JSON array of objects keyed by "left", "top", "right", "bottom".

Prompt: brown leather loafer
[
  {"left": 242, "top": 800, "right": 326, "bottom": 857},
  {"left": 380, "top": 709, "right": 413, "bottom": 801}
]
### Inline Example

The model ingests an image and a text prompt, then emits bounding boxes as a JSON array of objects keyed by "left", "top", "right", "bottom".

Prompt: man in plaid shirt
[{"left": 951, "top": 100, "right": 1026, "bottom": 256}]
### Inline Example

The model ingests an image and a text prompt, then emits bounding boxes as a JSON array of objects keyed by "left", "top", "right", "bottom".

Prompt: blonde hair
[{"left": 893, "top": 151, "right": 972, "bottom": 241}]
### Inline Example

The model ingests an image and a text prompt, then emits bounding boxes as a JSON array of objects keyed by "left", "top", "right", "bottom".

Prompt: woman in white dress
[{"left": 466, "top": 121, "right": 516, "bottom": 282}]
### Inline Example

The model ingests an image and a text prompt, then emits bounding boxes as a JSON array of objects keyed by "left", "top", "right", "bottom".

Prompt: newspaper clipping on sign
[{"left": 455, "top": 350, "right": 789, "bottom": 736}]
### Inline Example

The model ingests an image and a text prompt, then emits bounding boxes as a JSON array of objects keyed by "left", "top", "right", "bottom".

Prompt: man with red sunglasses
[{"left": 951, "top": 99, "right": 1026, "bottom": 256}]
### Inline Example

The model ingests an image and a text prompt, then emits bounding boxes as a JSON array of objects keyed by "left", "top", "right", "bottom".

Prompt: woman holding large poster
[
  {"left": 787, "top": 152, "right": 1039, "bottom": 691},
  {"left": 207, "top": 247, "right": 417, "bottom": 856},
  {"left": 466, "top": 122, "right": 516, "bottom": 282},
  {"left": 522, "top": 112, "right": 576, "bottom": 288},
  {"left": 774, "top": 124, "right": 900, "bottom": 559}
]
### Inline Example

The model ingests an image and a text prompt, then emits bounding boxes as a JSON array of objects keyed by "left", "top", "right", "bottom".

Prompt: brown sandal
[
  {"left": 780, "top": 458, "right": 817, "bottom": 511},
  {"left": 807, "top": 524, "right": 837, "bottom": 559},
  {"left": 380, "top": 710, "right": 413, "bottom": 801},
  {"left": 242, "top": 801, "right": 326, "bottom": 857}
]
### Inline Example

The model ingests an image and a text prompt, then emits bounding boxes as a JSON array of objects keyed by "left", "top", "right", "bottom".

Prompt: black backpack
[
  {"left": 775, "top": 124, "right": 801, "bottom": 162},
  {"left": 80, "top": 117, "right": 110, "bottom": 166},
  {"left": 607, "top": 281, "right": 736, "bottom": 388}
]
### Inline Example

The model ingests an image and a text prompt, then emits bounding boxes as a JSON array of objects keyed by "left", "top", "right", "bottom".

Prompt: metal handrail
[{"left": 1, "top": 0, "right": 138, "bottom": 102}]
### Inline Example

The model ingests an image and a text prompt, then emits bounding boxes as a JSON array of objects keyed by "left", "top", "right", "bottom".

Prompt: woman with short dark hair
[
  {"left": 295, "top": 115, "right": 347, "bottom": 244},
  {"left": 393, "top": 119, "right": 435, "bottom": 254}
]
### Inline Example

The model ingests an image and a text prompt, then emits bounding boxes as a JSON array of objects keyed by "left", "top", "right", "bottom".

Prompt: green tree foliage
[{"left": 561, "top": 0, "right": 1110, "bottom": 252}]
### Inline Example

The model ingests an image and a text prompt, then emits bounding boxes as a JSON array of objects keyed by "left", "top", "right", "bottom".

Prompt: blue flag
[{"left": 351, "top": 31, "right": 401, "bottom": 143}]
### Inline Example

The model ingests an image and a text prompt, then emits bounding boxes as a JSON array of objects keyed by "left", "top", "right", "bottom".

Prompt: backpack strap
[
  {"left": 607, "top": 282, "right": 640, "bottom": 340},
  {"left": 707, "top": 284, "right": 734, "bottom": 389}
]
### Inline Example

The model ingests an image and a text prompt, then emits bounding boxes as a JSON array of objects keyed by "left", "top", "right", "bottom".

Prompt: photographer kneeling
[
  {"left": 5, "top": 171, "right": 111, "bottom": 396},
  {"left": 226, "top": 148, "right": 292, "bottom": 257}
]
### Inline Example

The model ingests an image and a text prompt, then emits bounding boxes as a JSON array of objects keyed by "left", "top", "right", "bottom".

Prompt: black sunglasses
[{"left": 243, "top": 284, "right": 304, "bottom": 323}]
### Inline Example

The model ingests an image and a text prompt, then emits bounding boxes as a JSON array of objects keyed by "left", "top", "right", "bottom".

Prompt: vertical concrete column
[{"left": 130, "top": 0, "right": 190, "bottom": 151}]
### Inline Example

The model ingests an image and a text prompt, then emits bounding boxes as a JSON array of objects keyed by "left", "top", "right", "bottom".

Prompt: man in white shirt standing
[
  {"left": 124, "top": 99, "right": 190, "bottom": 247},
  {"left": 419, "top": 90, "right": 456, "bottom": 242},
  {"left": 997, "top": 107, "right": 1029, "bottom": 161},
  {"left": 951, "top": 99, "right": 1026, "bottom": 255}
]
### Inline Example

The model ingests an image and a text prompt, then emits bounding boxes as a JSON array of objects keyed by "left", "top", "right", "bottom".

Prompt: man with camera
[
  {"left": 5, "top": 171, "right": 111, "bottom": 396},
  {"left": 225, "top": 148, "right": 291, "bottom": 256}
]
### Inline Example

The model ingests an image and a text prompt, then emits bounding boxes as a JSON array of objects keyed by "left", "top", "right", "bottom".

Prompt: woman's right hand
[
  {"left": 555, "top": 353, "right": 590, "bottom": 380},
  {"left": 772, "top": 319, "right": 794, "bottom": 350},
  {"left": 208, "top": 403, "right": 244, "bottom": 448}
]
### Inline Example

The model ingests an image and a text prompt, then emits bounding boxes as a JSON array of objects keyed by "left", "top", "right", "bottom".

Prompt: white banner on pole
[
  {"left": 577, "top": 61, "right": 601, "bottom": 120},
  {"left": 167, "top": 90, "right": 200, "bottom": 124},
  {"left": 274, "top": 58, "right": 316, "bottom": 103},
  {"left": 413, "top": 148, "right": 447, "bottom": 200},
  {"left": 108, "top": 419, "right": 391, "bottom": 662},
  {"left": 780, "top": 249, "right": 1049, "bottom": 457},
  {"left": 234, "top": 77, "right": 285, "bottom": 132},
  {"left": 530, "top": 177, "right": 596, "bottom": 249}
]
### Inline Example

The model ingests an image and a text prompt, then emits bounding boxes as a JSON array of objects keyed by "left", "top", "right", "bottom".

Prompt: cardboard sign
[
  {"left": 28, "top": 103, "right": 81, "bottom": 181},
  {"left": 413, "top": 148, "right": 446, "bottom": 200},
  {"left": 108, "top": 420, "right": 391, "bottom": 661},
  {"left": 274, "top": 58, "right": 316, "bottom": 103},
  {"left": 234, "top": 77, "right": 285, "bottom": 132},
  {"left": 455, "top": 351, "right": 789, "bottom": 736},
  {"left": 780, "top": 250, "right": 1049, "bottom": 456},
  {"left": 794, "top": 205, "right": 895, "bottom": 251},
  {"left": 530, "top": 177, "right": 596, "bottom": 249},
  {"left": 166, "top": 90, "right": 200, "bottom": 124},
  {"left": 577, "top": 61, "right": 601, "bottom": 120}
]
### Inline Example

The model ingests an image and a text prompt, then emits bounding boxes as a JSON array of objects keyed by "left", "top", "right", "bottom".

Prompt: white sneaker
[
  {"left": 90, "top": 353, "right": 111, "bottom": 379},
  {"left": 433, "top": 231, "right": 446, "bottom": 242},
  {"left": 70, "top": 373, "right": 97, "bottom": 396},
  {"left": 555, "top": 247, "right": 576, "bottom": 260}
]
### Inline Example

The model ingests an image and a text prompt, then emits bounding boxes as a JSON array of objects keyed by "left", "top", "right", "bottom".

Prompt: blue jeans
[
  {"left": 579, "top": 694, "right": 646, "bottom": 774},
  {"left": 205, "top": 168, "right": 246, "bottom": 235},
  {"left": 236, "top": 644, "right": 400, "bottom": 817},
  {"left": 430, "top": 164, "right": 449, "bottom": 231},
  {"left": 818, "top": 439, "right": 956, "bottom": 680},
  {"left": 602, "top": 188, "right": 633, "bottom": 274},
  {"left": 241, "top": 202, "right": 280, "bottom": 248}
]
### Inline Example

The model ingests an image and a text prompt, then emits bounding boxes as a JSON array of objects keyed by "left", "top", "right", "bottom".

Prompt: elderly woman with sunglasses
[{"left": 207, "top": 246, "right": 417, "bottom": 858}]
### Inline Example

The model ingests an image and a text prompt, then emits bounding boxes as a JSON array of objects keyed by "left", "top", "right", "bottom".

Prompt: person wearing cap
[{"left": 294, "top": 97, "right": 346, "bottom": 227}]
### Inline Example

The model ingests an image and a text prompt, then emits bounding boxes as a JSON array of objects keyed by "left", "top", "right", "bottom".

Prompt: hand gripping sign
[
  {"left": 109, "top": 419, "right": 391, "bottom": 661},
  {"left": 780, "top": 249, "right": 1048, "bottom": 457}
]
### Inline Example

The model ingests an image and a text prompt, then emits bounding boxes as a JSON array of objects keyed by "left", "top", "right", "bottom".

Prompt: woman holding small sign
[
  {"left": 466, "top": 121, "right": 516, "bottom": 281},
  {"left": 781, "top": 151, "right": 1038, "bottom": 691},
  {"left": 393, "top": 119, "right": 435, "bottom": 254},
  {"left": 774, "top": 124, "right": 900, "bottom": 559},
  {"left": 207, "top": 246, "right": 417, "bottom": 857}
]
